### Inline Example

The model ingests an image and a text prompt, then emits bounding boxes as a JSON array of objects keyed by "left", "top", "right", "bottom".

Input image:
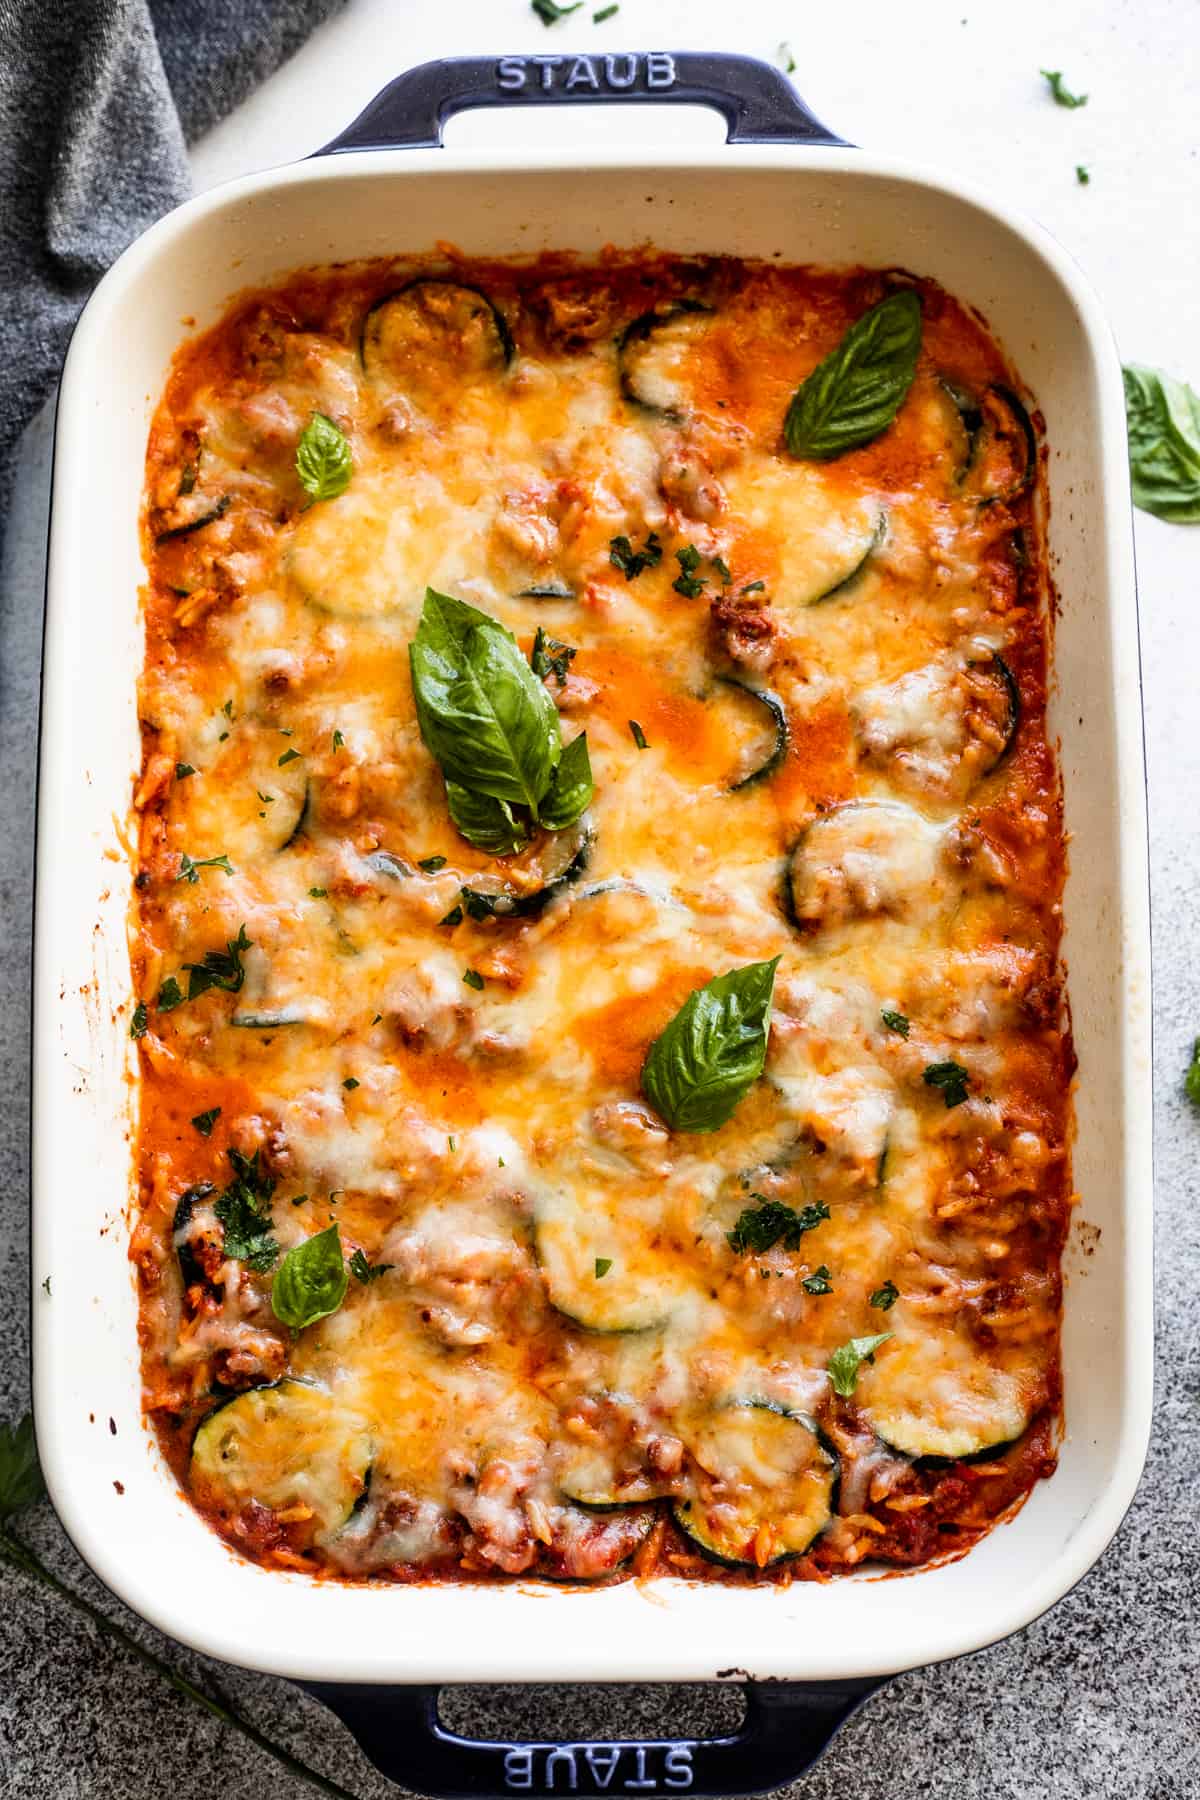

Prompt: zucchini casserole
[{"left": 130, "top": 255, "right": 1071, "bottom": 1583}]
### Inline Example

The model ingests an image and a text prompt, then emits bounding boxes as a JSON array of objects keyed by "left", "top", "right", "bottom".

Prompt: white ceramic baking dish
[{"left": 33, "top": 52, "right": 1152, "bottom": 1797}]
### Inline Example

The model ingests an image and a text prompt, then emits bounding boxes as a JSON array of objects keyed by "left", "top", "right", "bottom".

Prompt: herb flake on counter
[
  {"left": 593, "top": 3, "right": 618, "bottom": 18},
  {"left": 1041, "top": 68, "right": 1087, "bottom": 107},
  {"left": 778, "top": 41, "right": 796, "bottom": 73},
  {"left": 1186, "top": 1037, "right": 1200, "bottom": 1106},
  {"left": 532, "top": 0, "right": 582, "bottom": 23},
  {"left": 1076, "top": 164, "right": 1090, "bottom": 184}
]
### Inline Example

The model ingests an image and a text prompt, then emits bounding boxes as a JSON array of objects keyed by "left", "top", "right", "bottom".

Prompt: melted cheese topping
[{"left": 133, "top": 258, "right": 1070, "bottom": 1584}]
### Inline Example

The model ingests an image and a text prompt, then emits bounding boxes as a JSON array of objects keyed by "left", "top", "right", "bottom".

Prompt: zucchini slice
[
  {"left": 155, "top": 494, "right": 231, "bottom": 545},
  {"left": 796, "top": 509, "right": 886, "bottom": 606},
  {"left": 673, "top": 1401, "right": 836, "bottom": 1566},
  {"left": 533, "top": 1184, "right": 683, "bottom": 1333},
  {"left": 173, "top": 725, "right": 308, "bottom": 867},
  {"left": 456, "top": 823, "right": 590, "bottom": 921},
  {"left": 361, "top": 280, "right": 514, "bottom": 392},
  {"left": 964, "top": 650, "right": 1020, "bottom": 773},
  {"left": 785, "top": 799, "right": 950, "bottom": 931},
  {"left": 715, "top": 679, "right": 789, "bottom": 792},
  {"left": 939, "top": 380, "right": 1035, "bottom": 505},
  {"left": 172, "top": 1183, "right": 216, "bottom": 1290},
  {"left": 286, "top": 486, "right": 411, "bottom": 622},
  {"left": 539, "top": 1505, "right": 656, "bottom": 1581},
  {"left": 618, "top": 300, "right": 712, "bottom": 420},
  {"left": 857, "top": 1332, "right": 1032, "bottom": 1460},
  {"left": 190, "top": 1379, "right": 373, "bottom": 1540}
]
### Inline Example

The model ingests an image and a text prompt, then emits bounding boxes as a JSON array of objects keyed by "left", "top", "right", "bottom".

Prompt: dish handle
[
  {"left": 314, "top": 52, "right": 846, "bottom": 154},
  {"left": 302, "top": 1677, "right": 884, "bottom": 1796}
]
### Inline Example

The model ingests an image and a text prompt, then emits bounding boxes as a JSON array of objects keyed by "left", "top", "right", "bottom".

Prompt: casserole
[{"left": 34, "top": 49, "right": 1151, "bottom": 1794}]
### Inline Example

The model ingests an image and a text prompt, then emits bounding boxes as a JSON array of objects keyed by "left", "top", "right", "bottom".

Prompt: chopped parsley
[
  {"left": 593, "top": 3, "right": 618, "bottom": 18},
  {"left": 881, "top": 1008, "right": 910, "bottom": 1037},
  {"left": 1041, "top": 68, "right": 1088, "bottom": 108},
  {"left": 727, "top": 1196, "right": 830, "bottom": 1254},
  {"left": 870, "top": 1280, "right": 899, "bottom": 1311},
  {"left": 778, "top": 41, "right": 796, "bottom": 73},
  {"left": 594, "top": 1257, "right": 613, "bottom": 1279},
  {"left": 332, "top": 729, "right": 345, "bottom": 751},
  {"left": 531, "top": 626, "right": 577, "bottom": 688},
  {"left": 1076, "top": 164, "right": 1090, "bottom": 185},
  {"left": 191, "top": 1107, "right": 221, "bottom": 1138},
  {"left": 629, "top": 719, "right": 649, "bottom": 750},
  {"left": 277, "top": 748, "right": 302, "bottom": 767},
  {"left": 439, "top": 904, "right": 464, "bottom": 928},
  {"left": 532, "top": 0, "right": 582, "bottom": 19},
  {"left": 1185, "top": 1038, "right": 1200, "bottom": 1106},
  {"left": 827, "top": 1332, "right": 892, "bottom": 1398},
  {"left": 222, "top": 699, "right": 234, "bottom": 720},
  {"left": 463, "top": 968, "right": 485, "bottom": 991},
  {"left": 171, "top": 924, "right": 252, "bottom": 1003},
  {"left": 256, "top": 790, "right": 274, "bottom": 805},
  {"left": 711, "top": 555, "right": 732, "bottom": 586},
  {"left": 308, "top": 886, "right": 328, "bottom": 898},
  {"left": 41, "top": 1276, "right": 51, "bottom": 1297},
  {"left": 174, "top": 763, "right": 196, "bottom": 780},
  {"left": 922, "top": 1059, "right": 970, "bottom": 1108},
  {"left": 350, "top": 1248, "right": 393, "bottom": 1285},
  {"left": 342, "top": 1076, "right": 360, "bottom": 1091},
  {"left": 214, "top": 1148, "right": 278, "bottom": 1272},
  {"left": 177, "top": 851, "right": 234, "bottom": 885},
  {"left": 802, "top": 1264, "right": 833, "bottom": 1295},
  {"left": 418, "top": 855, "right": 447, "bottom": 873},
  {"left": 672, "top": 544, "right": 707, "bottom": 599},
  {"left": 609, "top": 531, "right": 663, "bottom": 580},
  {"left": 129, "top": 1002, "right": 148, "bottom": 1040},
  {"left": 741, "top": 579, "right": 766, "bottom": 595}
]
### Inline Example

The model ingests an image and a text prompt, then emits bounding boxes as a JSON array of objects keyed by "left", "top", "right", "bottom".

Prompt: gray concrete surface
[{"left": 1, "top": 351, "right": 1197, "bottom": 1800}]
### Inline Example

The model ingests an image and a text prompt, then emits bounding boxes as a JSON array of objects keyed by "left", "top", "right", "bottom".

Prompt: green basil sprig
[
  {"left": 410, "top": 588, "right": 593, "bottom": 850},
  {"left": 642, "top": 957, "right": 779, "bottom": 1133},
  {"left": 295, "top": 412, "right": 352, "bottom": 502},
  {"left": 1123, "top": 365, "right": 1200, "bottom": 523},
  {"left": 785, "top": 291, "right": 922, "bottom": 461},
  {"left": 272, "top": 1223, "right": 348, "bottom": 1329},
  {"left": 827, "top": 1332, "right": 892, "bottom": 1398}
]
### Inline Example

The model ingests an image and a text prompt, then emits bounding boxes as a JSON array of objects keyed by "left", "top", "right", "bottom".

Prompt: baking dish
[{"left": 33, "top": 52, "right": 1151, "bottom": 1796}]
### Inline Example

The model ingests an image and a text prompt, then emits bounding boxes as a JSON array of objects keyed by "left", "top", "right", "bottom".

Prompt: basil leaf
[
  {"left": 295, "top": 412, "right": 353, "bottom": 502},
  {"left": 446, "top": 781, "right": 530, "bottom": 855},
  {"left": 643, "top": 957, "right": 779, "bottom": 1134},
  {"left": 827, "top": 1332, "right": 892, "bottom": 1398},
  {"left": 538, "top": 732, "right": 593, "bottom": 832},
  {"left": 271, "top": 1223, "right": 348, "bottom": 1329},
  {"left": 1123, "top": 365, "right": 1200, "bottom": 522},
  {"left": 0, "top": 1414, "right": 44, "bottom": 1525},
  {"left": 1185, "top": 1037, "right": 1200, "bottom": 1107},
  {"left": 410, "top": 590, "right": 561, "bottom": 812},
  {"left": 785, "top": 291, "right": 922, "bottom": 461}
]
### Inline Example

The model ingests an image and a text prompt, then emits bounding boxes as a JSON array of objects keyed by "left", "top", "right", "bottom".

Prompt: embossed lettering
[
  {"left": 505, "top": 1748, "right": 534, "bottom": 1790},
  {"left": 533, "top": 55, "right": 565, "bottom": 89},
  {"left": 664, "top": 1748, "right": 694, "bottom": 1790},
  {"left": 584, "top": 1747, "right": 622, "bottom": 1789},
  {"left": 604, "top": 53, "right": 637, "bottom": 89},
  {"left": 496, "top": 56, "right": 527, "bottom": 90},
  {"left": 623, "top": 1747, "right": 657, "bottom": 1791},
  {"left": 646, "top": 52, "right": 677, "bottom": 89},
  {"left": 567, "top": 55, "right": 601, "bottom": 90},
  {"left": 546, "top": 1749, "right": 579, "bottom": 1791}
]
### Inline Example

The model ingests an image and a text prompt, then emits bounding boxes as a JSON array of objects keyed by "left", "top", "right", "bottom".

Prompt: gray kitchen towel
[{"left": 0, "top": 0, "right": 345, "bottom": 531}]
